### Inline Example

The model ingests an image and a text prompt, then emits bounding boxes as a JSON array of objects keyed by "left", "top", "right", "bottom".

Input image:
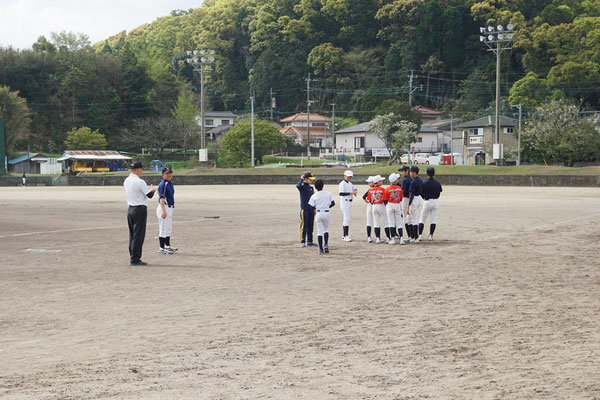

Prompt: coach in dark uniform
[
  {"left": 124, "top": 161, "right": 155, "bottom": 265},
  {"left": 296, "top": 172, "right": 318, "bottom": 247},
  {"left": 419, "top": 167, "right": 443, "bottom": 240},
  {"left": 398, "top": 165, "right": 412, "bottom": 239},
  {"left": 406, "top": 166, "right": 424, "bottom": 242}
]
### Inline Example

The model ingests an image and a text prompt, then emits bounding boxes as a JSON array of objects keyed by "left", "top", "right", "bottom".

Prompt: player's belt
[
  {"left": 316, "top": 210, "right": 329, "bottom": 212},
  {"left": 343, "top": 198, "right": 352, "bottom": 202},
  {"left": 167, "top": 205, "right": 175, "bottom": 208}
]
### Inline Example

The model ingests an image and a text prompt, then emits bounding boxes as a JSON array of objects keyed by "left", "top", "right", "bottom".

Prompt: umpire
[{"left": 124, "top": 161, "right": 155, "bottom": 266}]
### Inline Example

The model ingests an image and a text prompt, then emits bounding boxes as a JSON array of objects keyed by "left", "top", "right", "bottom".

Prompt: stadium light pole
[
  {"left": 186, "top": 49, "right": 215, "bottom": 164},
  {"left": 479, "top": 24, "right": 515, "bottom": 166}
]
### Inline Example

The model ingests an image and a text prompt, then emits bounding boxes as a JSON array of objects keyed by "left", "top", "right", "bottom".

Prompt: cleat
[
  {"left": 307, "top": 242, "right": 319, "bottom": 247},
  {"left": 367, "top": 237, "right": 373, "bottom": 243},
  {"left": 158, "top": 248, "right": 173, "bottom": 255},
  {"left": 376, "top": 238, "right": 383, "bottom": 244},
  {"left": 318, "top": 249, "right": 324, "bottom": 255},
  {"left": 414, "top": 237, "right": 420, "bottom": 243},
  {"left": 389, "top": 238, "right": 396, "bottom": 245},
  {"left": 164, "top": 246, "right": 178, "bottom": 252},
  {"left": 343, "top": 236, "right": 353, "bottom": 242},
  {"left": 130, "top": 260, "right": 147, "bottom": 266},
  {"left": 399, "top": 237, "right": 406, "bottom": 245},
  {"left": 427, "top": 234, "right": 433, "bottom": 241},
  {"left": 418, "top": 235, "right": 423, "bottom": 241},
  {"left": 300, "top": 243, "right": 307, "bottom": 247},
  {"left": 409, "top": 238, "right": 415, "bottom": 243},
  {"left": 324, "top": 246, "right": 329, "bottom": 254}
]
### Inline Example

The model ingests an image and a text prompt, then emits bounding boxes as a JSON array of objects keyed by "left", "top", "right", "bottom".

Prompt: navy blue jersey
[
  {"left": 409, "top": 176, "right": 424, "bottom": 197},
  {"left": 422, "top": 178, "right": 443, "bottom": 200},
  {"left": 158, "top": 179, "right": 175, "bottom": 206},
  {"left": 296, "top": 179, "right": 314, "bottom": 210},
  {"left": 401, "top": 176, "right": 413, "bottom": 199}
]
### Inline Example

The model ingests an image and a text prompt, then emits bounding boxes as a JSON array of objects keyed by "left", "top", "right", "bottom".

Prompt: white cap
[
  {"left": 344, "top": 170, "right": 354, "bottom": 177},
  {"left": 365, "top": 176, "right": 374, "bottom": 183},
  {"left": 389, "top": 173, "right": 400, "bottom": 183},
  {"left": 372, "top": 175, "right": 384, "bottom": 183}
]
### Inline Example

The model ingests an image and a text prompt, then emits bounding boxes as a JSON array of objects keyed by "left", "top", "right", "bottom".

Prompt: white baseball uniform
[
  {"left": 308, "top": 190, "right": 335, "bottom": 236},
  {"left": 156, "top": 205, "right": 173, "bottom": 237},
  {"left": 338, "top": 179, "right": 356, "bottom": 226},
  {"left": 419, "top": 199, "right": 439, "bottom": 225}
]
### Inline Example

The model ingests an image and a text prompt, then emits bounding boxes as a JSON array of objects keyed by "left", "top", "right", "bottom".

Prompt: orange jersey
[
  {"left": 383, "top": 185, "right": 403, "bottom": 203},
  {"left": 367, "top": 186, "right": 385, "bottom": 204}
]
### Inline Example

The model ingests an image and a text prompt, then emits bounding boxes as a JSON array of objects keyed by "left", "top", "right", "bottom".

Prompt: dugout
[{"left": 58, "top": 150, "right": 132, "bottom": 173}]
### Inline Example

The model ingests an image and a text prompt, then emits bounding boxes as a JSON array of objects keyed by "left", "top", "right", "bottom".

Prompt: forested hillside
[{"left": 1, "top": 0, "right": 599, "bottom": 151}]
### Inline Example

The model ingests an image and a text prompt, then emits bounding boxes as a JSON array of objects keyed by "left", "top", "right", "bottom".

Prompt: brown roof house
[{"left": 280, "top": 113, "right": 332, "bottom": 148}]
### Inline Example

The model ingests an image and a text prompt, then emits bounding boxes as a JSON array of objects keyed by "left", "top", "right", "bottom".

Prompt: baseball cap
[
  {"left": 304, "top": 172, "right": 316, "bottom": 180},
  {"left": 344, "top": 170, "right": 354, "bottom": 177},
  {"left": 399, "top": 165, "right": 410, "bottom": 172},
  {"left": 365, "top": 176, "right": 374, "bottom": 183},
  {"left": 372, "top": 175, "right": 384, "bottom": 183},
  {"left": 427, "top": 167, "right": 435, "bottom": 176},
  {"left": 389, "top": 173, "right": 400, "bottom": 183},
  {"left": 410, "top": 166, "right": 420, "bottom": 173},
  {"left": 162, "top": 166, "right": 173, "bottom": 174},
  {"left": 129, "top": 161, "right": 143, "bottom": 169}
]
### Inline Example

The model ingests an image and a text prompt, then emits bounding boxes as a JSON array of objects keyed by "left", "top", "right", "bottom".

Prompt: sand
[{"left": 1, "top": 184, "right": 599, "bottom": 399}]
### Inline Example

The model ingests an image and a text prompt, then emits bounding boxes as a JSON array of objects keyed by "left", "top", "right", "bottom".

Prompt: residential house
[
  {"left": 421, "top": 118, "right": 462, "bottom": 153},
  {"left": 195, "top": 111, "right": 236, "bottom": 142},
  {"left": 456, "top": 115, "right": 518, "bottom": 165},
  {"left": 413, "top": 105, "right": 445, "bottom": 122},
  {"left": 280, "top": 113, "right": 332, "bottom": 148},
  {"left": 8, "top": 153, "right": 62, "bottom": 174}
]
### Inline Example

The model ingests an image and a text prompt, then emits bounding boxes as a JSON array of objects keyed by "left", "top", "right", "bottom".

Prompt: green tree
[
  {"left": 221, "top": 119, "right": 286, "bottom": 166},
  {"left": 307, "top": 43, "right": 343, "bottom": 75},
  {"left": 64, "top": 127, "right": 108, "bottom": 149},
  {"left": 374, "top": 100, "right": 422, "bottom": 129},
  {"left": 171, "top": 91, "right": 200, "bottom": 157},
  {"left": 522, "top": 99, "right": 600, "bottom": 166},
  {"left": 0, "top": 86, "right": 32, "bottom": 151},
  {"left": 508, "top": 72, "right": 549, "bottom": 108},
  {"left": 368, "top": 113, "right": 418, "bottom": 165}
]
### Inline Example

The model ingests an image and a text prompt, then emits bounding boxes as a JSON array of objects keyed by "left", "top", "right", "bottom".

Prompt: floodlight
[
  {"left": 488, "top": 26, "right": 494, "bottom": 32},
  {"left": 507, "top": 33, "right": 513, "bottom": 40},
  {"left": 480, "top": 27, "right": 486, "bottom": 33},
  {"left": 200, "top": 50, "right": 206, "bottom": 55},
  {"left": 209, "top": 50, "right": 215, "bottom": 55},
  {"left": 201, "top": 57, "right": 206, "bottom": 62},
  {"left": 186, "top": 51, "right": 191, "bottom": 56},
  {"left": 480, "top": 36, "right": 486, "bottom": 42},
  {"left": 497, "top": 25, "right": 504, "bottom": 32},
  {"left": 193, "top": 50, "right": 199, "bottom": 55},
  {"left": 488, "top": 34, "right": 494, "bottom": 41},
  {"left": 208, "top": 56, "right": 214, "bottom": 62},
  {"left": 507, "top": 24, "right": 514, "bottom": 31},
  {"left": 498, "top": 34, "right": 504, "bottom": 40}
]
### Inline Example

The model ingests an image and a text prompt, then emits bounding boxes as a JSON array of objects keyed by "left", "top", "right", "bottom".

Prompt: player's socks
[
  {"left": 405, "top": 223, "right": 409, "bottom": 236},
  {"left": 343, "top": 226, "right": 349, "bottom": 237},
  {"left": 418, "top": 223, "right": 424, "bottom": 235},
  {"left": 165, "top": 236, "right": 171, "bottom": 246},
  {"left": 398, "top": 228, "right": 403, "bottom": 237},
  {"left": 159, "top": 237, "right": 165, "bottom": 248},
  {"left": 384, "top": 227, "right": 390, "bottom": 239},
  {"left": 389, "top": 227, "right": 395, "bottom": 238},
  {"left": 366, "top": 226, "right": 372, "bottom": 238},
  {"left": 318, "top": 236, "right": 323, "bottom": 251},
  {"left": 413, "top": 225, "right": 419, "bottom": 239},
  {"left": 374, "top": 227, "right": 381, "bottom": 239},
  {"left": 430, "top": 224, "right": 436, "bottom": 235},
  {"left": 324, "top": 232, "right": 329, "bottom": 246}
]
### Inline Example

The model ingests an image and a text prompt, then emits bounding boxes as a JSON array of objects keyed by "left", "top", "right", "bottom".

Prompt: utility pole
[
  {"left": 495, "top": 40, "right": 501, "bottom": 165},
  {"left": 269, "top": 88, "right": 275, "bottom": 121},
  {"left": 306, "top": 73, "right": 312, "bottom": 160},
  {"left": 251, "top": 94, "right": 255, "bottom": 167},
  {"left": 408, "top": 70, "right": 414, "bottom": 106},
  {"left": 450, "top": 113, "right": 454, "bottom": 165},
  {"left": 330, "top": 103, "right": 336, "bottom": 158},
  {"left": 511, "top": 104, "right": 523, "bottom": 166}
]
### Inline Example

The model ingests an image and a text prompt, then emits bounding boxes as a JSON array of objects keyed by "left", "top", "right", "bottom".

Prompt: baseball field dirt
[{"left": 1, "top": 185, "right": 599, "bottom": 399}]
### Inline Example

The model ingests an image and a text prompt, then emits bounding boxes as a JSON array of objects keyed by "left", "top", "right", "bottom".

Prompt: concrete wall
[{"left": 0, "top": 175, "right": 53, "bottom": 186}]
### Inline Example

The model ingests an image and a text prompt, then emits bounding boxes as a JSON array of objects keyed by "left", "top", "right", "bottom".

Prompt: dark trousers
[
  {"left": 127, "top": 205, "right": 147, "bottom": 262},
  {"left": 300, "top": 208, "right": 314, "bottom": 244}
]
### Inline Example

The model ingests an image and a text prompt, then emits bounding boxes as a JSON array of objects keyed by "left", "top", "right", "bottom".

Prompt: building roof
[
  {"left": 8, "top": 153, "right": 47, "bottom": 165},
  {"left": 335, "top": 120, "right": 439, "bottom": 134},
  {"left": 207, "top": 125, "right": 232, "bottom": 135},
  {"left": 414, "top": 105, "right": 445, "bottom": 116},
  {"left": 457, "top": 115, "right": 518, "bottom": 129},
  {"left": 280, "top": 113, "right": 331, "bottom": 123},
  {"left": 204, "top": 111, "right": 236, "bottom": 118},
  {"left": 422, "top": 118, "right": 462, "bottom": 131},
  {"left": 280, "top": 126, "right": 330, "bottom": 138},
  {"left": 58, "top": 150, "right": 132, "bottom": 161}
]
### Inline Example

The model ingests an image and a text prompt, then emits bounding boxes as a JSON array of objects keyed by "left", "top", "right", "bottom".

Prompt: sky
[{"left": 0, "top": 0, "right": 202, "bottom": 49}]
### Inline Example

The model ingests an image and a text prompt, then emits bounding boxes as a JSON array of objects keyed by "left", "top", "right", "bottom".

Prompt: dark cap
[
  {"left": 130, "top": 161, "right": 143, "bottom": 169},
  {"left": 410, "top": 166, "right": 419, "bottom": 173},
  {"left": 427, "top": 167, "right": 435, "bottom": 176},
  {"left": 398, "top": 165, "right": 410, "bottom": 171},
  {"left": 162, "top": 166, "right": 173, "bottom": 174},
  {"left": 304, "top": 172, "right": 316, "bottom": 180}
]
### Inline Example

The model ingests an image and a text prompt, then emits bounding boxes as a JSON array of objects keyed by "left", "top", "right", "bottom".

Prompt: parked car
[
  {"left": 400, "top": 153, "right": 431, "bottom": 164},
  {"left": 149, "top": 160, "right": 164, "bottom": 171}
]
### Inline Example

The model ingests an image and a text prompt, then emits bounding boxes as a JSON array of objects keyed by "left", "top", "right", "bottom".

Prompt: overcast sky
[{"left": 0, "top": 0, "right": 202, "bottom": 49}]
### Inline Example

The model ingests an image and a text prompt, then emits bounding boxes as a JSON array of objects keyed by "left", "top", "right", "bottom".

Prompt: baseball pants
[
  {"left": 386, "top": 202, "right": 403, "bottom": 230},
  {"left": 315, "top": 210, "right": 331, "bottom": 236},
  {"left": 419, "top": 199, "right": 439, "bottom": 225},
  {"left": 127, "top": 205, "right": 147, "bottom": 263},
  {"left": 366, "top": 203, "right": 373, "bottom": 227},
  {"left": 300, "top": 208, "right": 315, "bottom": 243},
  {"left": 156, "top": 205, "right": 174, "bottom": 238},
  {"left": 372, "top": 204, "right": 387, "bottom": 228},
  {"left": 340, "top": 198, "right": 352, "bottom": 226},
  {"left": 407, "top": 196, "right": 422, "bottom": 225},
  {"left": 401, "top": 198, "right": 409, "bottom": 220}
]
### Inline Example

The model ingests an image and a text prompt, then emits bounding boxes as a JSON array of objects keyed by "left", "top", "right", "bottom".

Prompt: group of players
[{"left": 297, "top": 165, "right": 442, "bottom": 255}]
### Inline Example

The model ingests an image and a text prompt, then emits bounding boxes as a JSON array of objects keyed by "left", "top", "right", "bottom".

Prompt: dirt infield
[{"left": 1, "top": 185, "right": 599, "bottom": 399}]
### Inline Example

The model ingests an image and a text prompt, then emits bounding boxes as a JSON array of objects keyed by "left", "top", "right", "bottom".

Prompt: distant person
[
  {"left": 22, "top": 173, "right": 26, "bottom": 187},
  {"left": 419, "top": 167, "right": 443, "bottom": 241},
  {"left": 406, "top": 166, "right": 424, "bottom": 243},
  {"left": 124, "top": 161, "right": 155, "bottom": 266},
  {"left": 156, "top": 167, "right": 178, "bottom": 255},
  {"left": 384, "top": 173, "right": 404, "bottom": 245},
  {"left": 296, "top": 172, "right": 318, "bottom": 247},
  {"left": 362, "top": 176, "right": 375, "bottom": 242},
  {"left": 338, "top": 170, "right": 358, "bottom": 242},
  {"left": 398, "top": 165, "right": 412, "bottom": 241},
  {"left": 308, "top": 179, "right": 335, "bottom": 255},
  {"left": 367, "top": 175, "right": 387, "bottom": 243}
]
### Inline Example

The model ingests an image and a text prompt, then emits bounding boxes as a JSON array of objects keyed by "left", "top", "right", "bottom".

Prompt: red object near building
[{"left": 441, "top": 154, "right": 454, "bottom": 165}]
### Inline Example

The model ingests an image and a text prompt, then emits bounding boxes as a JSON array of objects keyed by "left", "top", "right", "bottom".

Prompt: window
[
  {"left": 469, "top": 128, "right": 483, "bottom": 136},
  {"left": 503, "top": 127, "right": 514, "bottom": 134},
  {"left": 312, "top": 122, "right": 326, "bottom": 127},
  {"left": 205, "top": 119, "right": 214, "bottom": 126},
  {"left": 222, "top": 119, "right": 230, "bottom": 125},
  {"left": 354, "top": 136, "right": 365, "bottom": 149},
  {"left": 417, "top": 137, "right": 423, "bottom": 143}
]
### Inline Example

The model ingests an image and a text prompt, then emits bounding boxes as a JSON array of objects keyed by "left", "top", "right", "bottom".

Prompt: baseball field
[{"left": 1, "top": 184, "right": 599, "bottom": 399}]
